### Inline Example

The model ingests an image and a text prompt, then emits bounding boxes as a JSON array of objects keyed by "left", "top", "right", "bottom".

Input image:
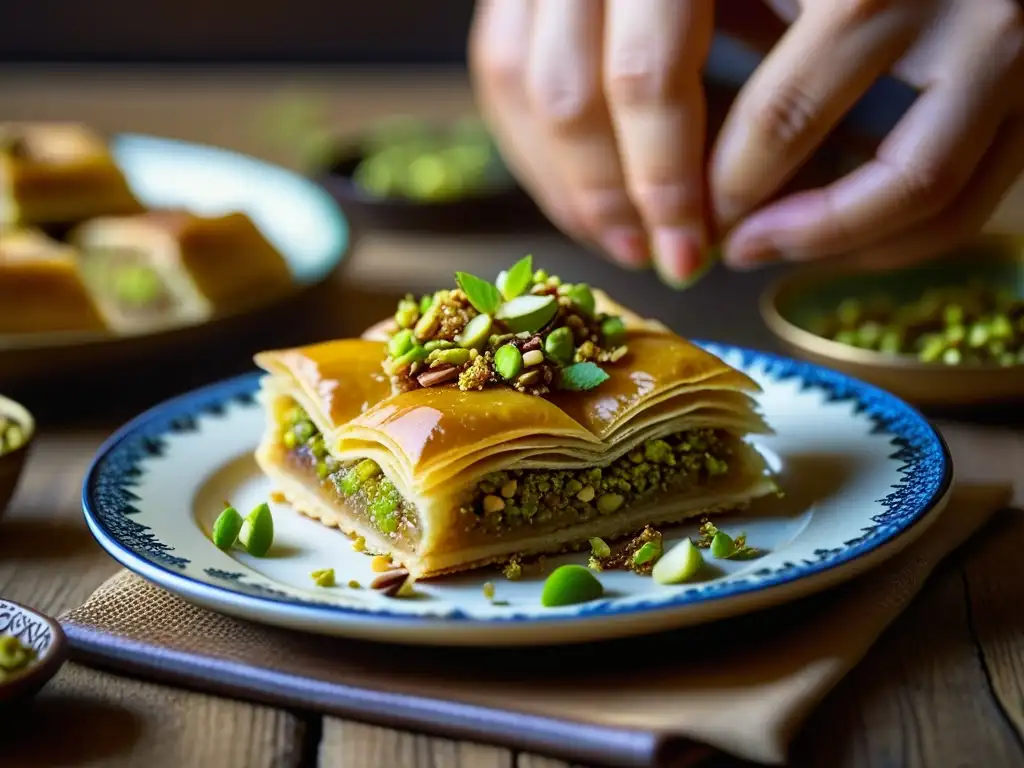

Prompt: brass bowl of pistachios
[
  {"left": 0, "top": 394, "right": 35, "bottom": 518},
  {"left": 760, "top": 235, "right": 1024, "bottom": 409}
]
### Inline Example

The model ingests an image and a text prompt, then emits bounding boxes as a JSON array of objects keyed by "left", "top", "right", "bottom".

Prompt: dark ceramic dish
[
  {"left": 0, "top": 599, "right": 68, "bottom": 706},
  {"left": 314, "top": 136, "right": 552, "bottom": 235}
]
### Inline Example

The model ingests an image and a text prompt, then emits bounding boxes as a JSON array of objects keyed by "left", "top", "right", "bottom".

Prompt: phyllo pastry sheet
[
  {"left": 0, "top": 122, "right": 144, "bottom": 228},
  {"left": 69, "top": 210, "right": 294, "bottom": 333},
  {"left": 0, "top": 227, "right": 107, "bottom": 335},
  {"left": 253, "top": 257, "right": 776, "bottom": 578}
]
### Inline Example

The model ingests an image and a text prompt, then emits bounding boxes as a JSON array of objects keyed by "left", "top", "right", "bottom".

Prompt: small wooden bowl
[
  {"left": 313, "top": 131, "right": 552, "bottom": 235},
  {"left": 760, "top": 236, "right": 1024, "bottom": 409},
  {"left": 0, "top": 394, "right": 35, "bottom": 519},
  {"left": 0, "top": 599, "right": 68, "bottom": 707}
]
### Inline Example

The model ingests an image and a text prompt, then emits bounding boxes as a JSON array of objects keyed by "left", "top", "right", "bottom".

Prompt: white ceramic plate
[{"left": 82, "top": 342, "right": 953, "bottom": 647}]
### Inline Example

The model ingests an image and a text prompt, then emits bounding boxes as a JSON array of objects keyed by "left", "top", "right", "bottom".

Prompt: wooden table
[{"left": 2, "top": 66, "right": 1024, "bottom": 768}]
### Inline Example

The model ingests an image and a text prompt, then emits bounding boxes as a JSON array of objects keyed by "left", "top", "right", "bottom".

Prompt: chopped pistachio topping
[
  {"left": 279, "top": 402, "right": 418, "bottom": 540},
  {"left": 502, "top": 556, "right": 523, "bottom": 581},
  {"left": 382, "top": 255, "right": 631, "bottom": 396},
  {"left": 461, "top": 428, "right": 732, "bottom": 536},
  {"left": 0, "top": 634, "right": 37, "bottom": 681},
  {"left": 808, "top": 280, "right": 1023, "bottom": 366},
  {"left": 482, "top": 581, "right": 496, "bottom": 600}
]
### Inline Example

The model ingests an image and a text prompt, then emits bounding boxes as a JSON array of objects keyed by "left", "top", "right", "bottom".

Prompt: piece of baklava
[
  {"left": 0, "top": 122, "right": 144, "bottom": 228},
  {"left": 253, "top": 256, "right": 777, "bottom": 579},
  {"left": 70, "top": 210, "right": 294, "bottom": 333},
  {"left": 0, "top": 228, "right": 107, "bottom": 334}
]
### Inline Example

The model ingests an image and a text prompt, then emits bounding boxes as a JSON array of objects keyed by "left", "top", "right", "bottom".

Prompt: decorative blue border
[{"left": 81, "top": 341, "right": 953, "bottom": 625}]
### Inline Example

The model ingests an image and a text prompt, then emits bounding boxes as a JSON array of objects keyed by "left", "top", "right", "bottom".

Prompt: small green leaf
[
  {"left": 496, "top": 254, "right": 534, "bottom": 300},
  {"left": 559, "top": 362, "right": 610, "bottom": 392},
  {"left": 456, "top": 271, "right": 502, "bottom": 314}
]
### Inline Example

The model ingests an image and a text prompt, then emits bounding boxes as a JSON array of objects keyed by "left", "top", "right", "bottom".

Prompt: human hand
[
  {"left": 713, "top": 0, "right": 1024, "bottom": 272},
  {"left": 469, "top": 0, "right": 1024, "bottom": 282},
  {"left": 468, "top": 0, "right": 717, "bottom": 287}
]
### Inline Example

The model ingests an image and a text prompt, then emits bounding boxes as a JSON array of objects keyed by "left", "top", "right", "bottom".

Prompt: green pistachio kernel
[
  {"left": 942, "top": 347, "right": 962, "bottom": 366},
  {"left": 341, "top": 459, "right": 381, "bottom": 495},
  {"left": 419, "top": 294, "right": 435, "bottom": 314},
  {"left": 532, "top": 269, "right": 549, "bottom": 284},
  {"left": 282, "top": 431, "right": 298, "bottom": 450},
  {"left": 705, "top": 454, "right": 729, "bottom": 475},
  {"left": 990, "top": 314, "right": 1013, "bottom": 339},
  {"left": 432, "top": 348, "right": 472, "bottom": 366},
  {"left": 710, "top": 531, "right": 736, "bottom": 558},
  {"left": 211, "top": 505, "right": 243, "bottom": 550},
  {"left": 918, "top": 335, "right": 946, "bottom": 363},
  {"left": 311, "top": 568, "right": 336, "bottom": 587},
  {"left": 238, "top": 502, "right": 274, "bottom": 557},
  {"left": 456, "top": 312, "right": 493, "bottom": 349},
  {"left": 387, "top": 345, "right": 429, "bottom": 374},
  {"left": 394, "top": 299, "right": 419, "bottom": 329},
  {"left": 413, "top": 301, "right": 443, "bottom": 340},
  {"left": 113, "top": 264, "right": 163, "bottom": 306},
  {"left": 423, "top": 339, "right": 456, "bottom": 352},
  {"left": 600, "top": 316, "right": 628, "bottom": 346},
  {"left": 632, "top": 541, "right": 662, "bottom": 566},
  {"left": 589, "top": 537, "right": 611, "bottom": 558},
  {"left": 292, "top": 420, "right": 315, "bottom": 444},
  {"left": 388, "top": 328, "right": 415, "bottom": 358},
  {"left": 967, "top": 322, "right": 991, "bottom": 348},
  {"left": 494, "top": 344, "right": 524, "bottom": 381},
  {"left": 540, "top": 564, "right": 604, "bottom": 607},
  {"left": 544, "top": 326, "right": 575, "bottom": 365},
  {"left": 596, "top": 493, "right": 624, "bottom": 514},
  {"left": 652, "top": 538, "right": 703, "bottom": 585},
  {"left": 496, "top": 294, "right": 558, "bottom": 333},
  {"left": 565, "top": 283, "right": 596, "bottom": 316}
]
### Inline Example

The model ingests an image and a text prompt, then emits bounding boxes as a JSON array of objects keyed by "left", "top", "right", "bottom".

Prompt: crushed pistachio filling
[
  {"left": 79, "top": 247, "right": 174, "bottom": 316},
  {"left": 279, "top": 403, "right": 418, "bottom": 542},
  {"left": 461, "top": 428, "right": 732, "bottom": 535},
  {"left": 383, "top": 254, "right": 630, "bottom": 396}
]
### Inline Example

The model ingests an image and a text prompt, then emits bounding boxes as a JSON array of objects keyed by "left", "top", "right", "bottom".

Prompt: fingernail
[
  {"left": 652, "top": 227, "right": 705, "bottom": 288},
  {"left": 599, "top": 228, "right": 650, "bottom": 269},
  {"left": 724, "top": 238, "right": 783, "bottom": 270}
]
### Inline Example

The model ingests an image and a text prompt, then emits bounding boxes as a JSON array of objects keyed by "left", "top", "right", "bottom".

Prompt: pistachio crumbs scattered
[
  {"left": 371, "top": 555, "right": 393, "bottom": 572},
  {"left": 382, "top": 254, "right": 630, "bottom": 397},
  {"left": 311, "top": 568, "right": 336, "bottom": 587},
  {"left": 502, "top": 556, "right": 523, "bottom": 581},
  {"left": 482, "top": 581, "right": 496, "bottom": 600},
  {"left": 352, "top": 536, "right": 366, "bottom": 552},
  {"left": 589, "top": 527, "right": 665, "bottom": 575},
  {"left": 697, "top": 519, "right": 761, "bottom": 559},
  {"left": 348, "top": 580, "right": 362, "bottom": 589}
]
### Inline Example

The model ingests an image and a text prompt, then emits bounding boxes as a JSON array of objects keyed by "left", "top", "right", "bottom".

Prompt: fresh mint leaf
[
  {"left": 496, "top": 254, "right": 534, "bottom": 300},
  {"left": 456, "top": 271, "right": 502, "bottom": 315},
  {"left": 559, "top": 362, "right": 610, "bottom": 392}
]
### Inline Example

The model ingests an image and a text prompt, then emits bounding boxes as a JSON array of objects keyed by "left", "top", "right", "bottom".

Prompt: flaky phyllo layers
[{"left": 254, "top": 279, "right": 777, "bottom": 579}]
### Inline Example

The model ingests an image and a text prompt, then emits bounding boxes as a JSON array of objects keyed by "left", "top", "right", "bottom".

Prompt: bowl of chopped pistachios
[
  {"left": 760, "top": 235, "right": 1024, "bottom": 408},
  {"left": 0, "top": 599, "right": 68, "bottom": 706},
  {"left": 0, "top": 394, "right": 35, "bottom": 518}
]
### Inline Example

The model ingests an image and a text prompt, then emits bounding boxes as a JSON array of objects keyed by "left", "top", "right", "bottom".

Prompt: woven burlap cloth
[{"left": 58, "top": 473, "right": 1014, "bottom": 767}]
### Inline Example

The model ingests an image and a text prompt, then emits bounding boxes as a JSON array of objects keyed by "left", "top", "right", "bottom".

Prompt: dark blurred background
[{"left": 2, "top": 1, "right": 478, "bottom": 63}]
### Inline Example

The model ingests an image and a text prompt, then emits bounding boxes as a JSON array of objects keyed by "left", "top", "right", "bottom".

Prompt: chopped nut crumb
[
  {"left": 347, "top": 580, "right": 362, "bottom": 589},
  {"left": 371, "top": 555, "right": 393, "bottom": 572},
  {"left": 269, "top": 490, "right": 287, "bottom": 503},
  {"left": 352, "top": 536, "right": 366, "bottom": 552},
  {"left": 502, "top": 556, "right": 523, "bottom": 581},
  {"left": 482, "top": 581, "right": 496, "bottom": 600}
]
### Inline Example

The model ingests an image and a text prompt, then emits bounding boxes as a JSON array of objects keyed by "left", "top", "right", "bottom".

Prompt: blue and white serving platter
[{"left": 81, "top": 343, "right": 953, "bottom": 647}]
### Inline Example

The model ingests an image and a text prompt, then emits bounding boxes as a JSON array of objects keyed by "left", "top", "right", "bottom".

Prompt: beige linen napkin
[{"left": 59, "top": 482, "right": 1013, "bottom": 767}]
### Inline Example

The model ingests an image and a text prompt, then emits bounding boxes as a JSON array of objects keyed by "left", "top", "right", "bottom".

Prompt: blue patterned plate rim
[{"left": 81, "top": 341, "right": 953, "bottom": 628}]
